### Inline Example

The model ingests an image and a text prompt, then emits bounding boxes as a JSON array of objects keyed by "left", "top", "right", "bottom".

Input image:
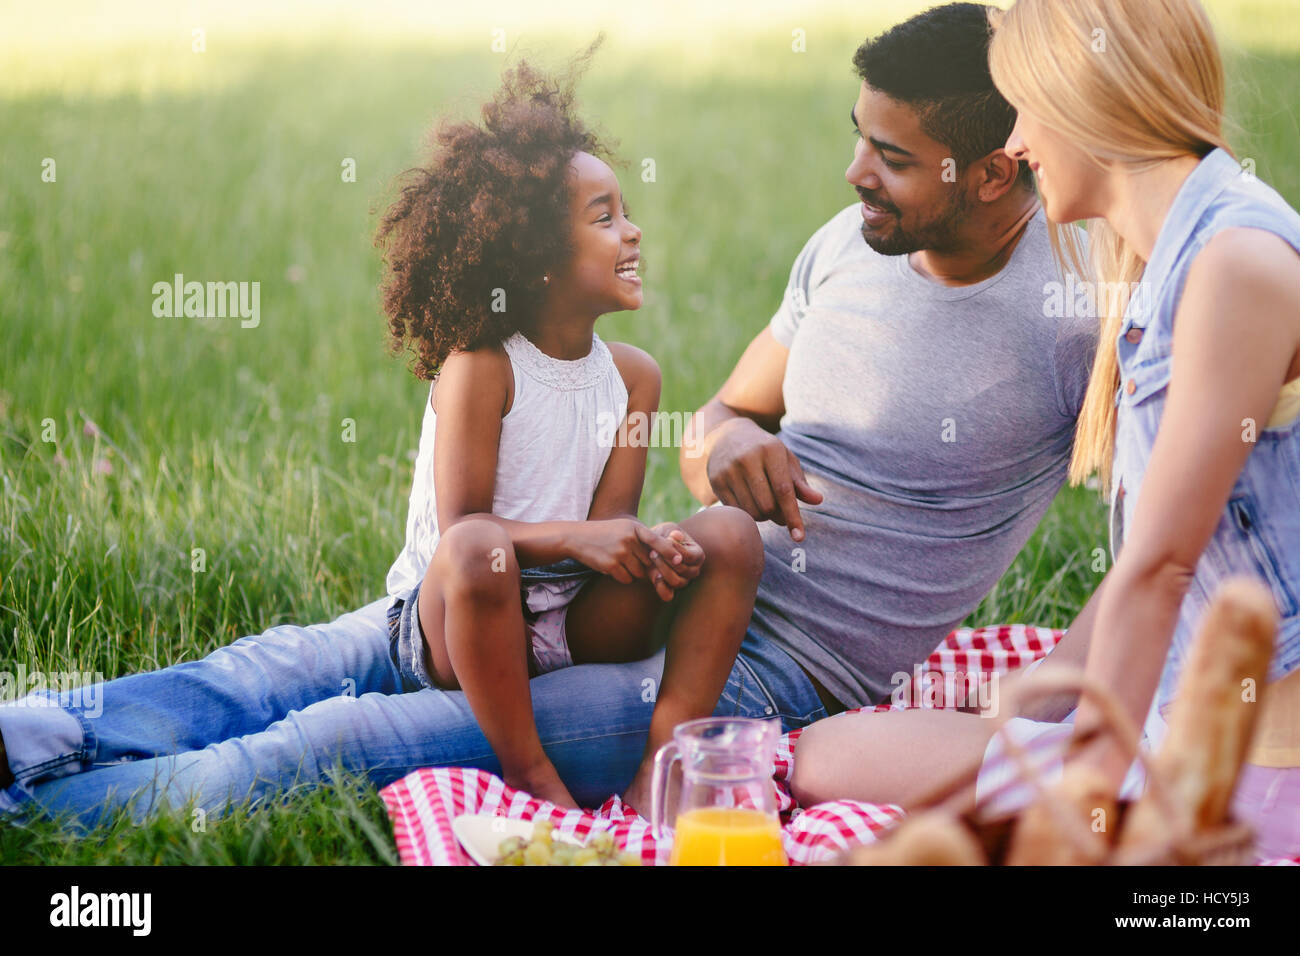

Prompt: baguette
[
  {"left": 1118, "top": 577, "right": 1278, "bottom": 854},
  {"left": 835, "top": 811, "right": 986, "bottom": 866},
  {"left": 1004, "top": 762, "right": 1118, "bottom": 865}
]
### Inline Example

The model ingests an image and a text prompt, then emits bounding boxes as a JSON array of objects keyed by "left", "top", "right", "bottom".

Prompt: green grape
[
  {"left": 489, "top": 821, "right": 642, "bottom": 865},
  {"left": 531, "top": 820, "right": 555, "bottom": 841},
  {"left": 523, "top": 840, "right": 552, "bottom": 866}
]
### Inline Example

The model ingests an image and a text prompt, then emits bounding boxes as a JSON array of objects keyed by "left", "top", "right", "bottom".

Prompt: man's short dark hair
[{"left": 852, "top": 2, "right": 1033, "bottom": 189}]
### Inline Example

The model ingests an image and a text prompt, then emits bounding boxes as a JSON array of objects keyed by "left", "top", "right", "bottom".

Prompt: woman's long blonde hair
[{"left": 988, "top": 0, "right": 1231, "bottom": 491}]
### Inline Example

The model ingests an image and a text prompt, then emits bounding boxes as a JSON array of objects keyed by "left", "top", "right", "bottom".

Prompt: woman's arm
[{"left": 1070, "top": 228, "right": 1300, "bottom": 784}]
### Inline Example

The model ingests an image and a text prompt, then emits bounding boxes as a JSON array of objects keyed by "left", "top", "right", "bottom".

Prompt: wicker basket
[{"left": 839, "top": 667, "right": 1257, "bottom": 866}]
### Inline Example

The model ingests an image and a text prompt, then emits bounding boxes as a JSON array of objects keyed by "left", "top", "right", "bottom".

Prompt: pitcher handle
[{"left": 650, "top": 740, "right": 680, "bottom": 838}]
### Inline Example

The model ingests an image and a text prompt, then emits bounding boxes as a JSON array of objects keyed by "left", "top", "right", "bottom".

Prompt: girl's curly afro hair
[{"left": 376, "top": 46, "right": 613, "bottom": 381}]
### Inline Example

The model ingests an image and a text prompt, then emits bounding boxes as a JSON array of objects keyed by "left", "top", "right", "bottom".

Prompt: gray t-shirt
[{"left": 750, "top": 203, "right": 1096, "bottom": 709}]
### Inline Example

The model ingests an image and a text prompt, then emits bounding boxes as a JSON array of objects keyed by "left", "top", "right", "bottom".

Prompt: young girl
[
  {"left": 791, "top": 0, "right": 1300, "bottom": 859},
  {"left": 376, "top": 59, "right": 764, "bottom": 812}
]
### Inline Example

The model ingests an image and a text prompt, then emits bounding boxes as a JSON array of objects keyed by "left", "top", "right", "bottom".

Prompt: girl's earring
[{"left": 542, "top": 274, "right": 550, "bottom": 285}]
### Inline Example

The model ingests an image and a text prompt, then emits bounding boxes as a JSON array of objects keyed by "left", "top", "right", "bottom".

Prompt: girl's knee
[
  {"left": 430, "top": 519, "right": 518, "bottom": 602},
  {"left": 686, "top": 506, "right": 764, "bottom": 577}
]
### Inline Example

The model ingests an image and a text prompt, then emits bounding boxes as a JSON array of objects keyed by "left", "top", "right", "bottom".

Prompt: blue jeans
[{"left": 0, "top": 597, "right": 827, "bottom": 827}]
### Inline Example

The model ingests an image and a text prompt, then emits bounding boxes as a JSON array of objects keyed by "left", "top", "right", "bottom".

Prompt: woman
[{"left": 790, "top": 0, "right": 1300, "bottom": 859}]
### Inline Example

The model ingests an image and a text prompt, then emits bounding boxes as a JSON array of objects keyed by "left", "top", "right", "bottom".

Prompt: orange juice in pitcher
[
  {"left": 651, "top": 717, "right": 788, "bottom": 866},
  {"left": 669, "top": 807, "right": 786, "bottom": 866}
]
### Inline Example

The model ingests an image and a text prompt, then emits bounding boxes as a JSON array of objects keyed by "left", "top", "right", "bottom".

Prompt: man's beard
[{"left": 859, "top": 188, "right": 973, "bottom": 256}]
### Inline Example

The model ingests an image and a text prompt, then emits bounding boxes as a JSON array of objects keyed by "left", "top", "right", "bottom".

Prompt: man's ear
[{"left": 973, "top": 149, "right": 1023, "bottom": 203}]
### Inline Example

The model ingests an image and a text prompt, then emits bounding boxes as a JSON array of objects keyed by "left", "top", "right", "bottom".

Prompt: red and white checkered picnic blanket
[{"left": 380, "top": 624, "right": 1300, "bottom": 866}]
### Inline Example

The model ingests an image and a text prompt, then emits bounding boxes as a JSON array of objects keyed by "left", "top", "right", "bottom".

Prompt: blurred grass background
[{"left": 1, "top": 0, "right": 1297, "bottom": 863}]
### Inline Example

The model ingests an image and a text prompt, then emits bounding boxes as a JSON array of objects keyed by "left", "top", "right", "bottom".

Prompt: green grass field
[{"left": 2, "top": 0, "right": 1297, "bottom": 864}]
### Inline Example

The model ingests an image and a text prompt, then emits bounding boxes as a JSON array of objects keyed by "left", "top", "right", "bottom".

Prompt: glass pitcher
[{"left": 650, "top": 717, "right": 787, "bottom": 866}]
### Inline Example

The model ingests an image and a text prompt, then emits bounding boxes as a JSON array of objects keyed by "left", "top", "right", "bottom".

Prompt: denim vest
[{"left": 1109, "top": 147, "right": 1300, "bottom": 750}]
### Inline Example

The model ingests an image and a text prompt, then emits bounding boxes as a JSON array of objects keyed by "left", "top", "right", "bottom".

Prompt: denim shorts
[{"left": 387, "top": 558, "right": 600, "bottom": 692}]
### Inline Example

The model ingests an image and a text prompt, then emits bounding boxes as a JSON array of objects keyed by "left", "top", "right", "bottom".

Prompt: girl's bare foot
[
  {"left": 620, "top": 759, "right": 656, "bottom": 819},
  {"left": 506, "top": 762, "right": 580, "bottom": 810}
]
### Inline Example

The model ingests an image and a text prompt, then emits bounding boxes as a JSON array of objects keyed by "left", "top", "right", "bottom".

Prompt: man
[
  {"left": 0, "top": 3, "right": 1096, "bottom": 826},
  {"left": 681, "top": 1, "right": 1098, "bottom": 717}
]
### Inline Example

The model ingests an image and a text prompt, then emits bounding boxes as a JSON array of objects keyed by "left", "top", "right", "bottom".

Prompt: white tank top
[{"left": 385, "top": 331, "right": 629, "bottom": 597}]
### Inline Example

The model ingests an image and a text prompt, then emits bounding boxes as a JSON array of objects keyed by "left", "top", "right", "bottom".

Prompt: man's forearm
[{"left": 680, "top": 399, "right": 740, "bottom": 505}]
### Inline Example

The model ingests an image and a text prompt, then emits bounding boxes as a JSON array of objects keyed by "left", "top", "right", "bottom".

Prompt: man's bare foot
[{"left": 505, "top": 762, "right": 579, "bottom": 810}]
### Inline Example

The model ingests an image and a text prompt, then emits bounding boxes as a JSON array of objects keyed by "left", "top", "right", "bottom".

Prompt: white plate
[{"left": 451, "top": 814, "right": 584, "bottom": 866}]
